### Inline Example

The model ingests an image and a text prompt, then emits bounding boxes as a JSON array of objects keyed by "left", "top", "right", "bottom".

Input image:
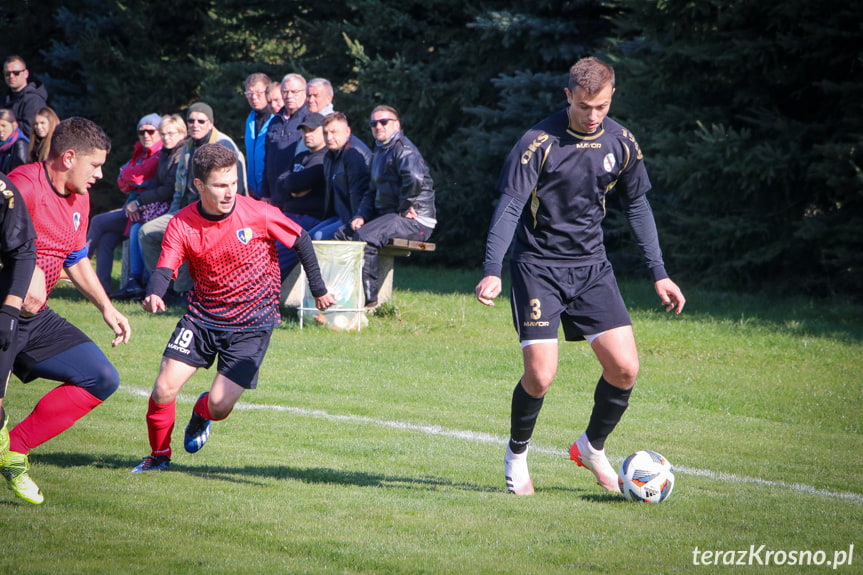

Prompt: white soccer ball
[{"left": 618, "top": 450, "right": 675, "bottom": 503}]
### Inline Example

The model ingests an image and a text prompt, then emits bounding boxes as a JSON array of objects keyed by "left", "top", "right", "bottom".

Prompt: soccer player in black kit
[
  {"left": 475, "top": 57, "right": 685, "bottom": 495},
  {"left": 0, "top": 173, "right": 37, "bottom": 502}
]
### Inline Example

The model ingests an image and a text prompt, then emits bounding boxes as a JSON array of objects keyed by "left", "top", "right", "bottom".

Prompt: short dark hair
[
  {"left": 49, "top": 117, "right": 111, "bottom": 159},
  {"left": 3, "top": 55, "right": 26, "bottom": 69},
  {"left": 370, "top": 105, "right": 399, "bottom": 121},
  {"left": 192, "top": 144, "right": 237, "bottom": 183},
  {"left": 569, "top": 57, "right": 615, "bottom": 95},
  {"left": 245, "top": 72, "right": 271, "bottom": 90},
  {"left": 321, "top": 111, "right": 348, "bottom": 129}
]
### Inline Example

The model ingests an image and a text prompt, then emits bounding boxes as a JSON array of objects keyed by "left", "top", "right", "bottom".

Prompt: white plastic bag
[{"left": 300, "top": 240, "right": 368, "bottom": 331}]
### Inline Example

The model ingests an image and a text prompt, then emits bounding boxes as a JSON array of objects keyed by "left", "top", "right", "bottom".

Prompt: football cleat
[
  {"left": 131, "top": 454, "right": 171, "bottom": 474},
  {"left": 504, "top": 443, "right": 534, "bottom": 495},
  {"left": 570, "top": 432, "right": 621, "bottom": 493},
  {"left": 183, "top": 394, "right": 211, "bottom": 454},
  {"left": 1, "top": 451, "right": 44, "bottom": 505}
]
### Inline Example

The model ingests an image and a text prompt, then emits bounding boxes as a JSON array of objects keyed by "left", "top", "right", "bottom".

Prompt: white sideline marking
[{"left": 125, "top": 386, "right": 863, "bottom": 503}]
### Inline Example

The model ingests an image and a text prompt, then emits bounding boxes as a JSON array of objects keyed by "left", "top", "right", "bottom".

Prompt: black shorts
[
  {"left": 163, "top": 316, "right": 273, "bottom": 389},
  {"left": 509, "top": 260, "right": 631, "bottom": 342},
  {"left": 12, "top": 308, "right": 92, "bottom": 383}
]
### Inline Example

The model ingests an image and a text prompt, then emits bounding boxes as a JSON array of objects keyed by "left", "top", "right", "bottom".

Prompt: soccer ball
[{"left": 618, "top": 450, "right": 675, "bottom": 503}]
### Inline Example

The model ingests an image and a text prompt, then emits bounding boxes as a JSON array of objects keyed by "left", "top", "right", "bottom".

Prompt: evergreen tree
[{"left": 609, "top": 0, "right": 863, "bottom": 296}]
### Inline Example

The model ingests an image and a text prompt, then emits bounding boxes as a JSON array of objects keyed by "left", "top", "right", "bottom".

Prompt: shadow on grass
[{"left": 33, "top": 451, "right": 501, "bottom": 494}]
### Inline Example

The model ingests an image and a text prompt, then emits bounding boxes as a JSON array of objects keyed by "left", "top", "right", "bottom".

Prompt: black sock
[
  {"left": 585, "top": 376, "right": 632, "bottom": 451},
  {"left": 509, "top": 380, "right": 544, "bottom": 454}
]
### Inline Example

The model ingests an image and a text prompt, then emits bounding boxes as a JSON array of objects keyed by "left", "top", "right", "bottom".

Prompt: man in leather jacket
[{"left": 335, "top": 105, "right": 436, "bottom": 306}]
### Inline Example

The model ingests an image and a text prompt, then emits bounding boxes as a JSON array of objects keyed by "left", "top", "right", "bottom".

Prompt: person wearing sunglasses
[
  {"left": 87, "top": 113, "right": 163, "bottom": 295},
  {"left": 334, "top": 105, "right": 436, "bottom": 307},
  {"left": 2, "top": 56, "right": 48, "bottom": 137}
]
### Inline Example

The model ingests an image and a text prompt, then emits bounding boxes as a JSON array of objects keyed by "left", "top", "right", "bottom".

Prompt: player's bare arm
[
  {"left": 21, "top": 265, "right": 46, "bottom": 317},
  {"left": 64, "top": 258, "right": 132, "bottom": 346},
  {"left": 475, "top": 275, "right": 502, "bottom": 307},
  {"left": 655, "top": 277, "right": 685, "bottom": 315}
]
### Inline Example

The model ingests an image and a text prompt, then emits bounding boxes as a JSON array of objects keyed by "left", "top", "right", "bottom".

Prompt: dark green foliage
[
  {"left": 3, "top": 0, "right": 861, "bottom": 297},
  {"left": 609, "top": 0, "right": 863, "bottom": 296}
]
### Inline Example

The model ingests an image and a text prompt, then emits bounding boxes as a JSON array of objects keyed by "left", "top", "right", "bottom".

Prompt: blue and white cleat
[{"left": 183, "top": 393, "right": 212, "bottom": 454}]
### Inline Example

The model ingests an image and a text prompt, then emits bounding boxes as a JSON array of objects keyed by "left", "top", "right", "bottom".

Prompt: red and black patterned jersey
[
  {"left": 158, "top": 194, "right": 304, "bottom": 332},
  {"left": 9, "top": 162, "right": 89, "bottom": 299}
]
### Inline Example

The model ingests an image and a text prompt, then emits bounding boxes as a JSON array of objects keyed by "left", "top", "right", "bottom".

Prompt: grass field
[{"left": 1, "top": 264, "right": 861, "bottom": 574}]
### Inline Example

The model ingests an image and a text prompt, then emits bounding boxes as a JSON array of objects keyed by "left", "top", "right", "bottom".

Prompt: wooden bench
[{"left": 279, "top": 238, "right": 436, "bottom": 309}]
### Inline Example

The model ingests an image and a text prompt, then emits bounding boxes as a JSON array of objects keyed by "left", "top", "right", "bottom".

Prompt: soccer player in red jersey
[
  {"left": 3, "top": 117, "right": 132, "bottom": 504},
  {"left": 132, "top": 144, "right": 335, "bottom": 473}
]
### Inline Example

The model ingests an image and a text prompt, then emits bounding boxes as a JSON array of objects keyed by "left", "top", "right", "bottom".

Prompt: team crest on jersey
[
  {"left": 236, "top": 227, "right": 253, "bottom": 244},
  {"left": 602, "top": 153, "right": 616, "bottom": 172},
  {"left": 73, "top": 212, "right": 81, "bottom": 230}
]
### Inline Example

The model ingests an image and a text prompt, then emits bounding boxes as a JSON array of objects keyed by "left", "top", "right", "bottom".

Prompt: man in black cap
[
  {"left": 261, "top": 112, "right": 327, "bottom": 280},
  {"left": 138, "top": 102, "right": 247, "bottom": 300}
]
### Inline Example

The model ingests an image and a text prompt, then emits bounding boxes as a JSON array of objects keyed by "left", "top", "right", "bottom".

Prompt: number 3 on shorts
[
  {"left": 173, "top": 328, "right": 194, "bottom": 350},
  {"left": 530, "top": 298, "right": 541, "bottom": 320}
]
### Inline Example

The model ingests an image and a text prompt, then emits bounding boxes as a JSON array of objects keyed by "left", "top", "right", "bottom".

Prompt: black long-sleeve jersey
[
  {"left": 0, "top": 172, "right": 37, "bottom": 300},
  {"left": 483, "top": 110, "right": 667, "bottom": 281}
]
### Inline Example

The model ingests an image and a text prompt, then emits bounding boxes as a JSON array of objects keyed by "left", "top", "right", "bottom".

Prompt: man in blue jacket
[{"left": 243, "top": 73, "right": 273, "bottom": 199}]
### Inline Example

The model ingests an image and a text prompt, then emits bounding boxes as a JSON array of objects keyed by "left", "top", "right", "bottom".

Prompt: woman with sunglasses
[{"left": 86, "top": 113, "right": 163, "bottom": 295}]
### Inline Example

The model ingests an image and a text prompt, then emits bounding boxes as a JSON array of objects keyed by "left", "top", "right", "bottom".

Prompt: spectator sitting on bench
[
  {"left": 262, "top": 112, "right": 328, "bottom": 281},
  {"left": 335, "top": 105, "right": 436, "bottom": 307},
  {"left": 308, "top": 112, "right": 372, "bottom": 242}
]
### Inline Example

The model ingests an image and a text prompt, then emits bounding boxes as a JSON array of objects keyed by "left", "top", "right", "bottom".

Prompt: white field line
[{"left": 125, "top": 386, "right": 863, "bottom": 504}]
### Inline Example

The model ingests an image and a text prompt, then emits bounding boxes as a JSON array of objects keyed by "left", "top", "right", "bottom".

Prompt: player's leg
[
  {"left": 504, "top": 263, "right": 564, "bottom": 495},
  {"left": 0, "top": 346, "right": 13, "bottom": 463},
  {"left": 183, "top": 374, "right": 245, "bottom": 455},
  {"left": 134, "top": 317, "right": 213, "bottom": 473},
  {"left": 566, "top": 263, "right": 635, "bottom": 492},
  {"left": 184, "top": 329, "right": 271, "bottom": 455},
  {"left": 132, "top": 357, "right": 199, "bottom": 473},
  {"left": 506, "top": 341, "right": 558, "bottom": 496},
  {"left": 4, "top": 339, "right": 118, "bottom": 503},
  {"left": 9, "top": 341, "right": 119, "bottom": 454},
  {"left": 569, "top": 326, "right": 637, "bottom": 493}
]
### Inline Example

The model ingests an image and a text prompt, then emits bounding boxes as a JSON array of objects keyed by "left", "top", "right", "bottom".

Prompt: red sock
[
  {"left": 194, "top": 392, "right": 231, "bottom": 421},
  {"left": 193, "top": 392, "right": 212, "bottom": 420},
  {"left": 147, "top": 397, "right": 176, "bottom": 458},
  {"left": 9, "top": 384, "right": 103, "bottom": 453}
]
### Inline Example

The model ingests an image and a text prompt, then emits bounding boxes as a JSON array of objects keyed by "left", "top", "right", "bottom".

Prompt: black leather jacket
[{"left": 369, "top": 131, "right": 436, "bottom": 221}]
